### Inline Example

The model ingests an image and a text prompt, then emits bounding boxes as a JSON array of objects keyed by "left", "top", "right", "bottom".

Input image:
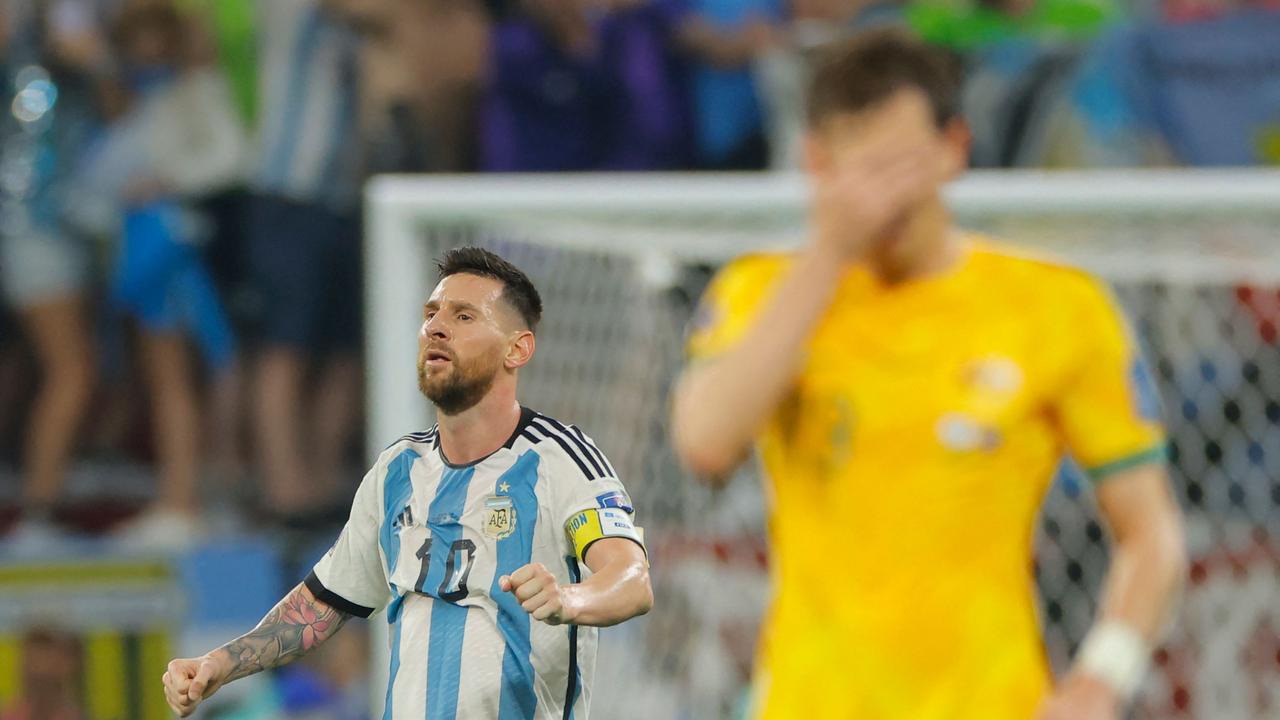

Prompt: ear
[
  {"left": 939, "top": 118, "right": 971, "bottom": 180},
  {"left": 505, "top": 331, "right": 536, "bottom": 370}
]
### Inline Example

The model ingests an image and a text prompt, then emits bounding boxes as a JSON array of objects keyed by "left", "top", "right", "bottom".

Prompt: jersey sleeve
[
  {"left": 306, "top": 459, "right": 391, "bottom": 618},
  {"left": 1051, "top": 276, "right": 1167, "bottom": 482},
  {"left": 540, "top": 425, "right": 647, "bottom": 565},
  {"left": 686, "top": 254, "right": 787, "bottom": 361}
]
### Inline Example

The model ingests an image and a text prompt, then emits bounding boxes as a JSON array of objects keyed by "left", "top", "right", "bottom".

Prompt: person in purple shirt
[{"left": 480, "top": 0, "right": 692, "bottom": 171}]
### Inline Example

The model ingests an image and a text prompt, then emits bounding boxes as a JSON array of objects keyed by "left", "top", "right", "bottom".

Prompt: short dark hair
[
  {"left": 435, "top": 247, "right": 543, "bottom": 332},
  {"left": 807, "top": 29, "right": 963, "bottom": 130}
]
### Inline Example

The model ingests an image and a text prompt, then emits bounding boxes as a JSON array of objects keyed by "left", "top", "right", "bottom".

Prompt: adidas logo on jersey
[{"left": 392, "top": 504, "right": 414, "bottom": 530}]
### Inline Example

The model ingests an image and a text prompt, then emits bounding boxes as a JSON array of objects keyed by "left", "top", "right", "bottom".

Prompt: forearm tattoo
[{"left": 219, "top": 583, "right": 351, "bottom": 682}]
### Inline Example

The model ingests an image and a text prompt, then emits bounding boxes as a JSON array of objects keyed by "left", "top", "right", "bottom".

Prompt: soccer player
[
  {"left": 163, "top": 248, "right": 652, "bottom": 718},
  {"left": 670, "top": 30, "right": 1186, "bottom": 720}
]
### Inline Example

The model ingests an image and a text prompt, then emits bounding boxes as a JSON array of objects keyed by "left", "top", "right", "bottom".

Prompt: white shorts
[{"left": 0, "top": 230, "right": 90, "bottom": 309}]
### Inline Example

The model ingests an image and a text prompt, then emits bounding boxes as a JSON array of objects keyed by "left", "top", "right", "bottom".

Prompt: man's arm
[
  {"left": 162, "top": 583, "right": 352, "bottom": 718},
  {"left": 1093, "top": 463, "right": 1186, "bottom": 640},
  {"left": 671, "top": 243, "right": 847, "bottom": 479},
  {"left": 500, "top": 538, "right": 652, "bottom": 627},
  {"left": 1039, "top": 463, "right": 1186, "bottom": 720},
  {"left": 671, "top": 145, "right": 939, "bottom": 479}
]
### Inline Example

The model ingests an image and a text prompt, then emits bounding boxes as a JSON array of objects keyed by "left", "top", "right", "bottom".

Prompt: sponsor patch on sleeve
[
  {"left": 688, "top": 299, "right": 719, "bottom": 336},
  {"left": 565, "top": 507, "right": 644, "bottom": 561},
  {"left": 594, "top": 490, "right": 634, "bottom": 514}
]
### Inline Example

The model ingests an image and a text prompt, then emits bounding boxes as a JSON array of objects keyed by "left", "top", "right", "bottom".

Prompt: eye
[
  {"left": 425, "top": 311, "right": 436, "bottom": 321},
  {"left": 457, "top": 313, "right": 473, "bottom": 322}
]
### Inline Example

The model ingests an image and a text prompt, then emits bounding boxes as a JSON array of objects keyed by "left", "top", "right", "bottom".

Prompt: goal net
[{"left": 366, "top": 170, "right": 1280, "bottom": 720}]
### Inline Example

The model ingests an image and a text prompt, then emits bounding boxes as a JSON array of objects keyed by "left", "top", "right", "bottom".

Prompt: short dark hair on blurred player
[
  {"left": 806, "top": 29, "right": 963, "bottom": 130},
  {"left": 436, "top": 247, "right": 544, "bottom": 332}
]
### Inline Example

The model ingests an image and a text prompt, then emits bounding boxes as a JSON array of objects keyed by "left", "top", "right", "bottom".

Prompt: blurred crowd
[
  {"left": 0, "top": 0, "right": 1278, "bottom": 553},
  {"left": 0, "top": 622, "right": 371, "bottom": 720}
]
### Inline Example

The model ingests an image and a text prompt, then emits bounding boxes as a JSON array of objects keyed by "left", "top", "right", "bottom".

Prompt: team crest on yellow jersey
[
  {"left": 965, "top": 356, "right": 1023, "bottom": 394},
  {"left": 940, "top": 356, "right": 1021, "bottom": 452},
  {"left": 484, "top": 495, "right": 516, "bottom": 540},
  {"left": 936, "top": 413, "right": 1002, "bottom": 452}
]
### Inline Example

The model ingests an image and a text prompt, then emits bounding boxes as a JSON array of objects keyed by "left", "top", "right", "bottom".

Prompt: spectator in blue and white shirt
[{"left": 248, "top": 0, "right": 366, "bottom": 522}]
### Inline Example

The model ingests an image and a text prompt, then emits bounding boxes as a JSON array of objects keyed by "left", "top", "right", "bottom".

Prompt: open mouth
[{"left": 425, "top": 349, "right": 452, "bottom": 367}]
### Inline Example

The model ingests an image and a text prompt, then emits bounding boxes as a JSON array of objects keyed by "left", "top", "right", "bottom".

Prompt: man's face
[
  {"left": 809, "top": 88, "right": 968, "bottom": 262},
  {"left": 418, "top": 273, "right": 524, "bottom": 415}
]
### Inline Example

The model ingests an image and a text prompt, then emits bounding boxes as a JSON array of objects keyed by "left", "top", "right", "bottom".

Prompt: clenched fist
[
  {"left": 499, "top": 562, "right": 579, "bottom": 625},
  {"left": 162, "top": 653, "right": 228, "bottom": 717}
]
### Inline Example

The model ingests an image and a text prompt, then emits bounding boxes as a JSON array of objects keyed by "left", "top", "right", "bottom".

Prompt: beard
[{"left": 418, "top": 350, "right": 502, "bottom": 415}]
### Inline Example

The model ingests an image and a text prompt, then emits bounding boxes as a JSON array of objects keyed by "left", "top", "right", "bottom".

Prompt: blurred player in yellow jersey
[{"left": 670, "top": 30, "right": 1186, "bottom": 720}]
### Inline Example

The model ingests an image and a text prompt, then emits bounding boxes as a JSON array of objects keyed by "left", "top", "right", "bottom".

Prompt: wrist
[
  {"left": 808, "top": 230, "right": 861, "bottom": 266},
  {"left": 205, "top": 648, "right": 235, "bottom": 681},
  {"left": 1074, "top": 621, "right": 1151, "bottom": 701},
  {"left": 1066, "top": 670, "right": 1120, "bottom": 701},
  {"left": 798, "top": 240, "right": 855, "bottom": 281},
  {"left": 558, "top": 584, "right": 584, "bottom": 624}
]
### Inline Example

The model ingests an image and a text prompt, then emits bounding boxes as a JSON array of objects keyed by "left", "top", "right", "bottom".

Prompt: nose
[{"left": 423, "top": 314, "right": 450, "bottom": 341}]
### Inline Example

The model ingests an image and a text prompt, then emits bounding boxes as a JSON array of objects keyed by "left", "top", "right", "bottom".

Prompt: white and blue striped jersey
[
  {"left": 307, "top": 407, "right": 645, "bottom": 720},
  {"left": 253, "top": 0, "right": 361, "bottom": 209}
]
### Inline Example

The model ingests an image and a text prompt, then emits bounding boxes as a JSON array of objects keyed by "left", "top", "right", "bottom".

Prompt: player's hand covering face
[
  {"left": 418, "top": 273, "right": 534, "bottom": 414},
  {"left": 805, "top": 88, "right": 967, "bottom": 265}
]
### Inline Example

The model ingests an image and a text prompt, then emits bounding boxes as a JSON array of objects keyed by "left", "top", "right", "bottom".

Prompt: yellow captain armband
[{"left": 565, "top": 508, "right": 646, "bottom": 563}]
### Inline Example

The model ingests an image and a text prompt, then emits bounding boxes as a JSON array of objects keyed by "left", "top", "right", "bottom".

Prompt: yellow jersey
[{"left": 686, "top": 237, "right": 1166, "bottom": 720}]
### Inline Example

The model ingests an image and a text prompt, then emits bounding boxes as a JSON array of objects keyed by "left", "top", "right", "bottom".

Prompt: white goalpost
[{"left": 365, "top": 170, "right": 1280, "bottom": 719}]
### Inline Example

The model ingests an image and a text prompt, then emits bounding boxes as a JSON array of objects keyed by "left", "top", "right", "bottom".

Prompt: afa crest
[{"left": 484, "top": 495, "right": 516, "bottom": 540}]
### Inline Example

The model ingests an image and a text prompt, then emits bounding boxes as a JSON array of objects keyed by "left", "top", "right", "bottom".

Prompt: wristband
[{"left": 1075, "top": 621, "right": 1151, "bottom": 699}]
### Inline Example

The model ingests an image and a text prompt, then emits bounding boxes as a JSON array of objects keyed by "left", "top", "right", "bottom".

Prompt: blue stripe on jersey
[
  {"left": 385, "top": 594, "right": 406, "bottom": 625},
  {"left": 425, "top": 466, "right": 475, "bottom": 720},
  {"left": 426, "top": 601, "right": 468, "bottom": 720},
  {"left": 262, "top": 7, "right": 322, "bottom": 191},
  {"left": 563, "top": 557, "right": 583, "bottom": 720},
  {"left": 491, "top": 450, "right": 542, "bottom": 720},
  {"left": 381, "top": 610, "right": 404, "bottom": 720},
  {"left": 422, "top": 466, "right": 475, "bottom": 593},
  {"left": 380, "top": 449, "right": 420, "bottom": 583},
  {"left": 379, "top": 451, "right": 417, "bottom": 720}
]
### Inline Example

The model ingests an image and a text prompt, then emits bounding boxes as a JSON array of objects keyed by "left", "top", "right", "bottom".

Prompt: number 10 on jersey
[{"left": 414, "top": 537, "right": 477, "bottom": 602}]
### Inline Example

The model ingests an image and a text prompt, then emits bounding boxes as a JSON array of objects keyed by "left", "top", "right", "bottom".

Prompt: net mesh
[{"left": 371, "top": 173, "right": 1280, "bottom": 720}]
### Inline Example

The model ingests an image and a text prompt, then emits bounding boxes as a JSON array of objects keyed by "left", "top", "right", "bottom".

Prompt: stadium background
[{"left": 1, "top": 1, "right": 1278, "bottom": 719}]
